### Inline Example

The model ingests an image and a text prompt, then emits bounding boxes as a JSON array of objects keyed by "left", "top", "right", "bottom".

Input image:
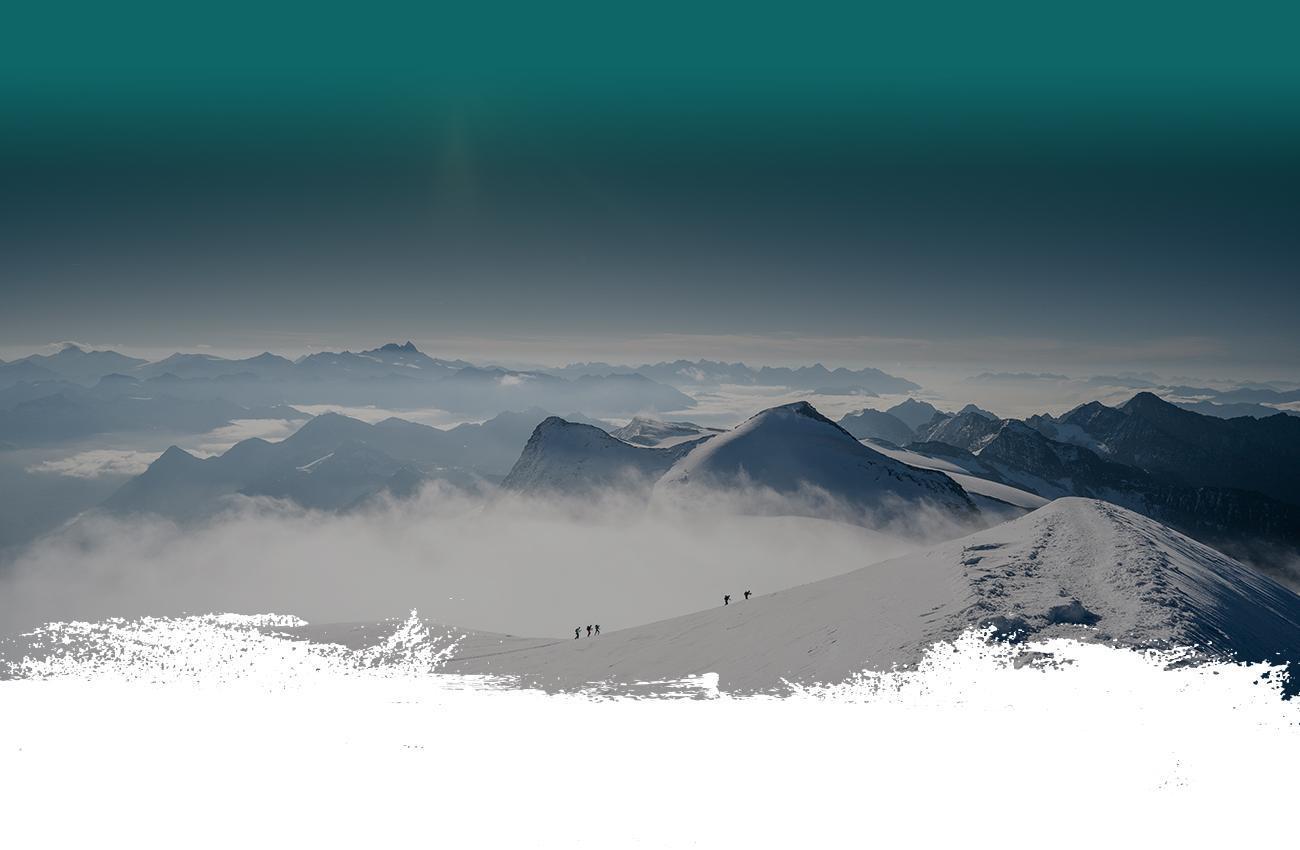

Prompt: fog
[{"left": 0, "top": 483, "right": 982, "bottom": 638}]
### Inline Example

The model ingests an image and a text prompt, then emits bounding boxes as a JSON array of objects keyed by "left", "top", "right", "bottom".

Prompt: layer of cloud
[
  {"left": 27, "top": 449, "right": 161, "bottom": 479},
  {"left": 289, "top": 405, "right": 483, "bottom": 429},
  {"left": 184, "top": 418, "right": 308, "bottom": 457},
  {"left": 0, "top": 483, "right": 972, "bottom": 638}
]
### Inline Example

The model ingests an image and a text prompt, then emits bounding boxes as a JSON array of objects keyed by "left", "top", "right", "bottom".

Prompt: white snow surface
[
  {"left": 862, "top": 438, "right": 1049, "bottom": 509},
  {"left": 441, "top": 499, "right": 1300, "bottom": 692},
  {"left": 609, "top": 416, "right": 722, "bottom": 448}
]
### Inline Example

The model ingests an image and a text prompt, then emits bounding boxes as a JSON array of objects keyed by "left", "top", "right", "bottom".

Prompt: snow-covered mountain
[
  {"left": 104, "top": 409, "right": 582, "bottom": 517},
  {"left": 442, "top": 499, "right": 1300, "bottom": 692},
  {"left": 134, "top": 351, "right": 295, "bottom": 380},
  {"left": 837, "top": 408, "right": 915, "bottom": 444},
  {"left": 911, "top": 418, "right": 1300, "bottom": 570},
  {"left": 885, "top": 398, "right": 945, "bottom": 431},
  {"left": 657, "top": 402, "right": 978, "bottom": 520},
  {"left": 608, "top": 416, "right": 723, "bottom": 448},
  {"left": 501, "top": 418, "right": 699, "bottom": 495},
  {"left": 914, "top": 408, "right": 1004, "bottom": 451},
  {"left": 1030, "top": 392, "right": 1300, "bottom": 508},
  {"left": 501, "top": 402, "right": 987, "bottom": 520},
  {"left": 10, "top": 344, "right": 147, "bottom": 384},
  {"left": 293, "top": 342, "right": 467, "bottom": 379},
  {"left": 0, "top": 342, "right": 699, "bottom": 417}
]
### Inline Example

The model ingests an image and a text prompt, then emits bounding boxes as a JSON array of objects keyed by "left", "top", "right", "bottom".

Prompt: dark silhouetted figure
[
  {"left": 744, "top": 590, "right": 751, "bottom": 601},
  {"left": 586, "top": 625, "right": 592, "bottom": 637},
  {"left": 575, "top": 627, "right": 581, "bottom": 639},
  {"left": 724, "top": 594, "right": 731, "bottom": 606},
  {"left": 595, "top": 625, "right": 601, "bottom": 635}
]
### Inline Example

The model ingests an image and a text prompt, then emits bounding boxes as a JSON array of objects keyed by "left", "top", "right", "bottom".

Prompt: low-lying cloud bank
[
  {"left": 27, "top": 449, "right": 161, "bottom": 479},
  {"left": 0, "top": 482, "right": 980, "bottom": 637}
]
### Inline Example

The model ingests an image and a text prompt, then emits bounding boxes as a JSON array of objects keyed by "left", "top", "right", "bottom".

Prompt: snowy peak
[
  {"left": 885, "top": 398, "right": 944, "bottom": 431},
  {"left": 916, "top": 410, "right": 1005, "bottom": 452},
  {"left": 501, "top": 417, "right": 696, "bottom": 495},
  {"left": 740, "top": 400, "right": 851, "bottom": 434},
  {"left": 658, "top": 401, "right": 977, "bottom": 519},
  {"left": 837, "top": 408, "right": 915, "bottom": 445}
]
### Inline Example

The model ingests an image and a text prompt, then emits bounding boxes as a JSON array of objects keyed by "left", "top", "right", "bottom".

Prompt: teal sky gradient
[{"left": 2, "top": 3, "right": 1298, "bottom": 376}]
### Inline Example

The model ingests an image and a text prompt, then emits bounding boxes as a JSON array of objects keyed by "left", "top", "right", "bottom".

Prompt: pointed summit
[{"left": 141, "top": 445, "right": 206, "bottom": 480}]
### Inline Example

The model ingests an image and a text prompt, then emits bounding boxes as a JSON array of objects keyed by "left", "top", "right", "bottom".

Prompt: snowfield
[
  {"left": 862, "top": 437, "right": 1049, "bottom": 509},
  {"left": 12, "top": 499, "right": 1296, "bottom": 697}
]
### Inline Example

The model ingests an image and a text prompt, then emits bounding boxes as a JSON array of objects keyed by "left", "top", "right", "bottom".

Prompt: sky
[{"left": 3, "top": 4, "right": 1299, "bottom": 378}]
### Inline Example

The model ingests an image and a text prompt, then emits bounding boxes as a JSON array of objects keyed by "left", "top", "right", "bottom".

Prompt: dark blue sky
[{"left": 2, "top": 4, "right": 1298, "bottom": 375}]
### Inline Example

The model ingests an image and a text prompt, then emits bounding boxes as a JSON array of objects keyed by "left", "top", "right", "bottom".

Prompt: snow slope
[
  {"left": 608, "top": 416, "right": 723, "bottom": 448},
  {"left": 861, "top": 438, "right": 1049, "bottom": 510},
  {"left": 441, "top": 499, "right": 1300, "bottom": 692},
  {"left": 656, "top": 402, "right": 978, "bottom": 519}
]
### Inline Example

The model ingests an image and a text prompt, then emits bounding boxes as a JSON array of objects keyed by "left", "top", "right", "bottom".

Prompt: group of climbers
[{"left": 573, "top": 589, "right": 754, "bottom": 640}]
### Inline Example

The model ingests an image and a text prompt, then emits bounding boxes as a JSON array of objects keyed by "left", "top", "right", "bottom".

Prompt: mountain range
[
  {"left": 0, "top": 343, "right": 696, "bottom": 418},
  {"left": 0, "top": 373, "right": 303, "bottom": 445},
  {"left": 502, "top": 402, "right": 983, "bottom": 526},
  {"left": 1, "top": 343, "right": 936, "bottom": 419},
  {"left": 104, "top": 408, "right": 597, "bottom": 518},
  {"left": 839, "top": 394, "right": 1300, "bottom": 576},
  {"left": 1028, "top": 393, "right": 1300, "bottom": 508}
]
